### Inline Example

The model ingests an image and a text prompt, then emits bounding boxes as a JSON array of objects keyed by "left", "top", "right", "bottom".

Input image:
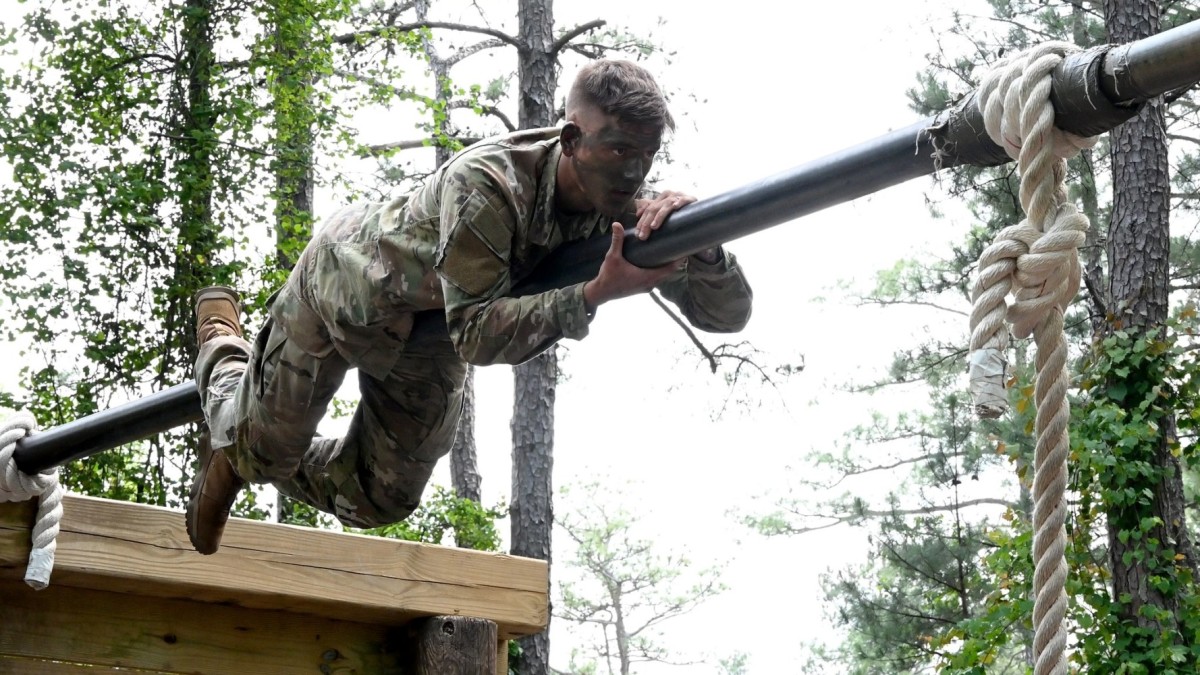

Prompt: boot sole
[{"left": 194, "top": 286, "right": 240, "bottom": 307}]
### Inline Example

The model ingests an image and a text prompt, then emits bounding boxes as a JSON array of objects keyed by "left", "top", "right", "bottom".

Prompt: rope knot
[
  {"left": 1, "top": 411, "right": 63, "bottom": 589},
  {"left": 979, "top": 42, "right": 1098, "bottom": 167},
  {"left": 966, "top": 40, "right": 1104, "bottom": 675},
  {"left": 1008, "top": 203, "right": 1088, "bottom": 339},
  {"left": 969, "top": 41, "right": 1093, "bottom": 417}
]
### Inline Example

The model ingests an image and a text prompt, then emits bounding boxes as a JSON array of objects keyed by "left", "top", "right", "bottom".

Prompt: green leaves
[
  {"left": 0, "top": 0, "right": 358, "bottom": 506},
  {"left": 358, "top": 485, "right": 506, "bottom": 551}
]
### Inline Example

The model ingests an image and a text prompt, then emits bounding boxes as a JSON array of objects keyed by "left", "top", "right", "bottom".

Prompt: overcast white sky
[{"left": 0, "top": 0, "right": 995, "bottom": 671}]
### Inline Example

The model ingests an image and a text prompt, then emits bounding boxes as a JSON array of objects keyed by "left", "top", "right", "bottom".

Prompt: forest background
[{"left": 4, "top": 0, "right": 1200, "bottom": 672}]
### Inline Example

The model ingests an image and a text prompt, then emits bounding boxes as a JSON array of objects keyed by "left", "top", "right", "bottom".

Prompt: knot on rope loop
[
  {"left": 969, "top": 41, "right": 1093, "bottom": 420},
  {"left": 0, "top": 411, "right": 63, "bottom": 589}
]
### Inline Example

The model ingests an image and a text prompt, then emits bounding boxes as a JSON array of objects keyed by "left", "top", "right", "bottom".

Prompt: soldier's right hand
[{"left": 583, "top": 223, "right": 681, "bottom": 313}]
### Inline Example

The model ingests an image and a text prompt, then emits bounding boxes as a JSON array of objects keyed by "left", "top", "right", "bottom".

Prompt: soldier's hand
[
  {"left": 633, "top": 190, "right": 696, "bottom": 241},
  {"left": 583, "top": 223, "right": 682, "bottom": 313},
  {"left": 633, "top": 190, "right": 721, "bottom": 263}
]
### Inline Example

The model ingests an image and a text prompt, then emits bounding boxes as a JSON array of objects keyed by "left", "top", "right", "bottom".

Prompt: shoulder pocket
[{"left": 435, "top": 189, "right": 513, "bottom": 298}]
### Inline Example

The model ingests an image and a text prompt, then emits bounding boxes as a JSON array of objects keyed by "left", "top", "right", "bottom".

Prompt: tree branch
[
  {"left": 550, "top": 19, "right": 607, "bottom": 56},
  {"left": 333, "top": 68, "right": 427, "bottom": 105},
  {"left": 1168, "top": 133, "right": 1200, "bottom": 147},
  {"left": 1083, "top": 267, "right": 1109, "bottom": 320},
  {"left": 765, "top": 497, "right": 1017, "bottom": 536},
  {"left": 881, "top": 539, "right": 964, "bottom": 596},
  {"left": 855, "top": 296, "right": 968, "bottom": 316},
  {"left": 333, "top": 21, "right": 521, "bottom": 49},
  {"left": 445, "top": 38, "right": 507, "bottom": 66},
  {"left": 448, "top": 100, "right": 517, "bottom": 132},
  {"left": 649, "top": 291, "right": 718, "bottom": 372},
  {"left": 360, "top": 137, "right": 483, "bottom": 156},
  {"left": 832, "top": 450, "right": 962, "bottom": 483}
]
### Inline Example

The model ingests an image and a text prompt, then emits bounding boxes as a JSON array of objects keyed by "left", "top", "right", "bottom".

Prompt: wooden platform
[{"left": 0, "top": 494, "right": 547, "bottom": 674}]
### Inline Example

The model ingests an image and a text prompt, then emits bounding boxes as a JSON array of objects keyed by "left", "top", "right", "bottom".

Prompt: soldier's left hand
[{"left": 633, "top": 190, "right": 696, "bottom": 240}]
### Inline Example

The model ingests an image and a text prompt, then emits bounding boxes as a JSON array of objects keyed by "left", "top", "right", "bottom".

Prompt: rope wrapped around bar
[
  {"left": 967, "top": 41, "right": 1099, "bottom": 675},
  {"left": 0, "top": 412, "right": 63, "bottom": 589}
]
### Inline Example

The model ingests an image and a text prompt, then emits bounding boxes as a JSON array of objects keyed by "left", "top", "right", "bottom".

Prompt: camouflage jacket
[{"left": 274, "top": 127, "right": 754, "bottom": 379}]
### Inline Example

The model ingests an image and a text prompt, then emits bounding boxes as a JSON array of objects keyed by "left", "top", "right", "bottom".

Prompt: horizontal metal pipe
[
  {"left": 511, "top": 120, "right": 940, "bottom": 295},
  {"left": 13, "top": 19, "right": 1200, "bottom": 474},
  {"left": 1101, "top": 18, "right": 1200, "bottom": 103},
  {"left": 15, "top": 383, "right": 203, "bottom": 474},
  {"left": 514, "top": 19, "right": 1200, "bottom": 294}
]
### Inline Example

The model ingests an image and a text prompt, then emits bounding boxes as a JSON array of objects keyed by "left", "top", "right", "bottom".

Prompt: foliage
[
  {"left": 357, "top": 485, "right": 506, "bottom": 551},
  {"left": 935, "top": 313, "right": 1200, "bottom": 674},
  {"left": 1068, "top": 317, "right": 1200, "bottom": 672},
  {"left": 0, "top": 0, "right": 274, "bottom": 507},
  {"left": 0, "top": 0, "right": 474, "bottom": 516},
  {"left": 751, "top": 357, "right": 1034, "bottom": 672}
]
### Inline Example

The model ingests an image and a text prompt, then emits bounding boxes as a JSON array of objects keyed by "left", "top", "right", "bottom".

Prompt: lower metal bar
[{"left": 15, "top": 383, "right": 202, "bottom": 474}]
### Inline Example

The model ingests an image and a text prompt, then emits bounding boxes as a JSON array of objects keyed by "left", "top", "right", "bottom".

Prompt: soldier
[{"left": 187, "top": 59, "right": 753, "bottom": 554}]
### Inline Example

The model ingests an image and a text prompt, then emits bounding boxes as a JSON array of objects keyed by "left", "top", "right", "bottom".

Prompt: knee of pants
[
  {"left": 337, "top": 502, "right": 419, "bottom": 529},
  {"left": 235, "top": 318, "right": 346, "bottom": 483},
  {"left": 352, "top": 456, "right": 439, "bottom": 528}
]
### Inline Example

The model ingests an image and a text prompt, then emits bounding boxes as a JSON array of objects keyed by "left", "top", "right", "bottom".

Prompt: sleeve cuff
[
  {"left": 556, "top": 282, "right": 593, "bottom": 341},
  {"left": 687, "top": 247, "right": 737, "bottom": 279}
]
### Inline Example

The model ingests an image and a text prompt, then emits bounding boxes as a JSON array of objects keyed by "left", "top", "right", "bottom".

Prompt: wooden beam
[
  {"left": 0, "top": 495, "right": 548, "bottom": 640},
  {"left": 0, "top": 579, "right": 402, "bottom": 673}
]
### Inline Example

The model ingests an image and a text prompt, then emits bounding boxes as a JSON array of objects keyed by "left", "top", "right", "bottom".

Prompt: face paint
[{"left": 567, "top": 113, "right": 664, "bottom": 217}]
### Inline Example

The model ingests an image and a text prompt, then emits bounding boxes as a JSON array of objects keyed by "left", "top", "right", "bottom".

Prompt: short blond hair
[{"left": 567, "top": 60, "right": 675, "bottom": 131}]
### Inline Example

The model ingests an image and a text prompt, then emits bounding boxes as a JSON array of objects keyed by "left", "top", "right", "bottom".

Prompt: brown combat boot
[
  {"left": 194, "top": 286, "right": 243, "bottom": 345},
  {"left": 187, "top": 286, "right": 247, "bottom": 555}
]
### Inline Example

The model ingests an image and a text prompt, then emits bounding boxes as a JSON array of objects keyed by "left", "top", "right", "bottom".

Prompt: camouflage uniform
[{"left": 195, "top": 127, "right": 753, "bottom": 527}]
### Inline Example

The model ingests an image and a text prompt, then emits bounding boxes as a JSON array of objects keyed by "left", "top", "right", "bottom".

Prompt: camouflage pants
[{"left": 195, "top": 307, "right": 467, "bottom": 528}]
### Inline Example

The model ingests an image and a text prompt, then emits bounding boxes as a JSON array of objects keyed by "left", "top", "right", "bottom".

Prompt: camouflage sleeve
[
  {"left": 434, "top": 163, "right": 592, "bottom": 366},
  {"left": 654, "top": 247, "right": 753, "bottom": 332}
]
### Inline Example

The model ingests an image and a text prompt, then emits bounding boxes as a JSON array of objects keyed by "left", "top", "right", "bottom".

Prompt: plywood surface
[{"left": 0, "top": 580, "right": 400, "bottom": 674}]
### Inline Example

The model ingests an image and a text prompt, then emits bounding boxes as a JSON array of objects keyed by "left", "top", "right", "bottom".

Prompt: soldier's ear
[{"left": 560, "top": 123, "right": 582, "bottom": 156}]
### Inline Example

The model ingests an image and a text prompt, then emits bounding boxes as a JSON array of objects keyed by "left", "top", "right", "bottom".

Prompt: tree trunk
[
  {"left": 511, "top": 2, "right": 558, "bottom": 673},
  {"left": 270, "top": 0, "right": 319, "bottom": 525},
  {"left": 451, "top": 368, "right": 482, "bottom": 505},
  {"left": 172, "top": 0, "right": 218, "bottom": 497},
  {"left": 1104, "top": 0, "right": 1196, "bottom": 636},
  {"left": 613, "top": 585, "right": 630, "bottom": 675},
  {"left": 412, "top": 0, "right": 484, "bottom": 512},
  {"left": 517, "top": 0, "right": 557, "bottom": 129},
  {"left": 508, "top": 2, "right": 559, "bottom": 667},
  {"left": 271, "top": 0, "right": 317, "bottom": 270},
  {"left": 511, "top": 348, "right": 556, "bottom": 674},
  {"left": 176, "top": 0, "right": 217, "bottom": 359}
]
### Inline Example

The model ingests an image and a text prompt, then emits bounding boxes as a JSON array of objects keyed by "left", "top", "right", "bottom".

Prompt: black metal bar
[
  {"left": 1101, "top": 18, "right": 1200, "bottom": 104},
  {"left": 15, "top": 383, "right": 203, "bottom": 474},
  {"left": 509, "top": 119, "right": 941, "bottom": 295},
  {"left": 12, "top": 20, "right": 1200, "bottom": 474},
  {"left": 513, "top": 20, "right": 1200, "bottom": 295}
]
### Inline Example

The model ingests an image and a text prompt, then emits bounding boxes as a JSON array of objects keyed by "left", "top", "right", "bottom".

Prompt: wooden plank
[
  {"left": 0, "top": 496, "right": 548, "bottom": 638},
  {"left": 0, "top": 654, "right": 158, "bottom": 674},
  {"left": 0, "top": 579, "right": 402, "bottom": 674}
]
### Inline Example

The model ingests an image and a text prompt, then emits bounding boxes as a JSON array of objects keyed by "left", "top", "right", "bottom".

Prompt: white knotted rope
[
  {"left": 0, "top": 411, "right": 63, "bottom": 589},
  {"left": 967, "top": 42, "right": 1098, "bottom": 675}
]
